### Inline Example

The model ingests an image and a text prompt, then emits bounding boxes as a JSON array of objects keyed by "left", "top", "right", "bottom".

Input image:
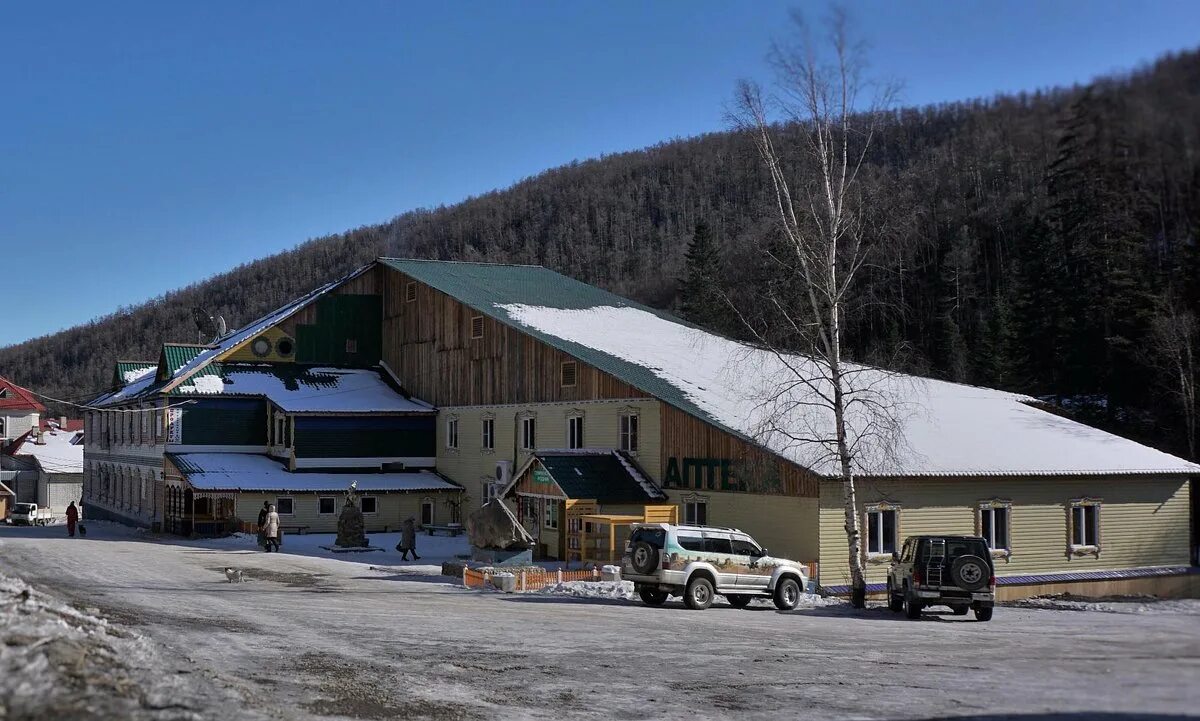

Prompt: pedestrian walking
[
  {"left": 395, "top": 516, "right": 420, "bottom": 561},
  {"left": 262, "top": 504, "right": 281, "bottom": 553},
  {"left": 65, "top": 501, "right": 79, "bottom": 538},
  {"left": 257, "top": 501, "right": 270, "bottom": 549}
]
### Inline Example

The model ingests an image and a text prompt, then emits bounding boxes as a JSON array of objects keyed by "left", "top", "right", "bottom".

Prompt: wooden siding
[
  {"left": 659, "top": 403, "right": 819, "bottom": 497},
  {"left": 816, "top": 476, "right": 1192, "bottom": 588},
  {"left": 380, "top": 267, "right": 650, "bottom": 406},
  {"left": 180, "top": 399, "right": 267, "bottom": 446}
]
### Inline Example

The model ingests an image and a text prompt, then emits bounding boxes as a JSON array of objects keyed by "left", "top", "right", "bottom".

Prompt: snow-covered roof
[
  {"left": 12, "top": 428, "right": 85, "bottom": 475},
  {"left": 164, "top": 264, "right": 375, "bottom": 393},
  {"left": 173, "top": 365, "right": 433, "bottom": 414},
  {"left": 495, "top": 303, "right": 1200, "bottom": 478},
  {"left": 169, "top": 453, "right": 460, "bottom": 493}
]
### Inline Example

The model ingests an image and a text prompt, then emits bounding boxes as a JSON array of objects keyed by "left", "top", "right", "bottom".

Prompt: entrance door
[{"left": 421, "top": 499, "right": 434, "bottom": 526}]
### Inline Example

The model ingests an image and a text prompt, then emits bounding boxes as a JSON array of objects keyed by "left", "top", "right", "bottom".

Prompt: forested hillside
[{"left": 4, "top": 49, "right": 1200, "bottom": 457}]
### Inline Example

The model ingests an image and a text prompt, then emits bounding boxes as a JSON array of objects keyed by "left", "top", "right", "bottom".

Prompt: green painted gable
[
  {"left": 295, "top": 294, "right": 382, "bottom": 367},
  {"left": 159, "top": 343, "right": 212, "bottom": 381},
  {"left": 113, "top": 361, "right": 156, "bottom": 389}
]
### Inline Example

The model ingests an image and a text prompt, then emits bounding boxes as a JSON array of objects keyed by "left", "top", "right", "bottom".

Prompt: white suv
[{"left": 621, "top": 523, "right": 809, "bottom": 610}]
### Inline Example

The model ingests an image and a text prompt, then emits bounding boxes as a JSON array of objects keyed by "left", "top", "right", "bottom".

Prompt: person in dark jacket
[
  {"left": 65, "top": 501, "right": 79, "bottom": 537},
  {"left": 396, "top": 517, "right": 420, "bottom": 561},
  {"left": 257, "top": 501, "right": 270, "bottom": 548}
]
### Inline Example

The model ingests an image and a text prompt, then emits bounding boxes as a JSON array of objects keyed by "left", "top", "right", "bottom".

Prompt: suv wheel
[
  {"left": 726, "top": 594, "right": 752, "bottom": 609},
  {"left": 638, "top": 587, "right": 668, "bottom": 606},
  {"left": 684, "top": 576, "right": 714, "bottom": 610},
  {"left": 773, "top": 576, "right": 801, "bottom": 610},
  {"left": 630, "top": 541, "right": 660, "bottom": 576},
  {"left": 974, "top": 605, "right": 994, "bottom": 622},
  {"left": 887, "top": 582, "right": 903, "bottom": 613},
  {"left": 904, "top": 588, "right": 923, "bottom": 620}
]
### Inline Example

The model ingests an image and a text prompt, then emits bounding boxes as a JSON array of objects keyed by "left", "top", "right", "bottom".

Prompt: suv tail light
[
  {"left": 912, "top": 568, "right": 923, "bottom": 586},
  {"left": 989, "top": 575, "right": 996, "bottom": 588},
  {"left": 661, "top": 553, "right": 669, "bottom": 570}
]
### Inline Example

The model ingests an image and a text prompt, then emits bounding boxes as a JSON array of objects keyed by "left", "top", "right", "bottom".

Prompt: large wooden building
[{"left": 86, "top": 259, "right": 1198, "bottom": 598}]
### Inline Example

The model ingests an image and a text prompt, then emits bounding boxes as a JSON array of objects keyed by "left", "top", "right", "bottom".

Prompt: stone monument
[{"left": 335, "top": 482, "right": 368, "bottom": 548}]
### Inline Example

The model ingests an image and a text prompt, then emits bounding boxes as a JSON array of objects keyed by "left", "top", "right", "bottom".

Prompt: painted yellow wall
[
  {"left": 221, "top": 326, "right": 297, "bottom": 364},
  {"left": 234, "top": 490, "right": 460, "bottom": 534},
  {"left": 817, "top": 476, "right": 1192, "bottom": 588},
  {"left": 435, "top": 399, "right": 662, "bottom": 505},
  {"left": 675, "top": 490, "right": 819, "bottom": 564}
]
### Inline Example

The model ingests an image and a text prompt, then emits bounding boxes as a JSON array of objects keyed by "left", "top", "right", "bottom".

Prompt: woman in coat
[
  {"left": 396, "top": 516, "right": 420, "bottom": 561},
  {"left": 262, "top": 504, "right": 281, "bottom": 553}
]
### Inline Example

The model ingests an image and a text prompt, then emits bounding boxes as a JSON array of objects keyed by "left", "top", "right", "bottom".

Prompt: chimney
[{"left": 60, "top": 416, "right": 67, "bottom": 429}]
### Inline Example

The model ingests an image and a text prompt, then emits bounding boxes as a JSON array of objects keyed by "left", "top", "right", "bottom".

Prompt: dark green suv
[{"left": 887, "top": 535, "right": 995, "bottom": 621}]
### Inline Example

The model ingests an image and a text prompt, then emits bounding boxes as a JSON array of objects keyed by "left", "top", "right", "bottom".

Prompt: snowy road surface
[{"left": 1, "top": 523, "right": 1197, "bottom": 721}]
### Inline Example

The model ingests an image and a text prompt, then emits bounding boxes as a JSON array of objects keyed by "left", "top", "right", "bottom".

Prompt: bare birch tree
[
  {"left": 1148, "top": 300, "right": 1198, "bottom": 459},
  {"left": 730, "top": 8, "right": 900, "bottom": 607}
]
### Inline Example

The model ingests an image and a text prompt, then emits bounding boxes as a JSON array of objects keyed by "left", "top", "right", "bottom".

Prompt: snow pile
[
  {"left": 0, "top": 570, "right": 259, "bottom": 720},
  {"left": 172, "top": 453, "right": 456, "bottom": 492},
  {"left": 497, "top": 303, "right": 1200, "bottom": 477},
  {"left": 538, "top": 580, "right": 635, "bottom": 600},
  {"left": 1008, "top": 595, "right": 1200, "bottom": 615},
  {"left": 122, "top": 366, "right": 156, "bottom": 385}
]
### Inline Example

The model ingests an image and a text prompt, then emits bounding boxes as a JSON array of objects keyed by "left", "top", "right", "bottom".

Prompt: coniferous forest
[{"left": 4, "top": 50, "right": 1200, "bottom": 458}]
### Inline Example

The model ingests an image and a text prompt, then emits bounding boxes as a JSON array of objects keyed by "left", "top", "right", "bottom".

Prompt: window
[
  {"left": 345, "top": 339, "right": 358, "bottom": 353},
  {"left": 470, "top": 315, "right": 484, "bottom": 339},
  {"left": 421, "top": 499, "right": 435, "bottom": 526},
  {"left": 446, "top": 417, "right": 459, "bottom": 449},
  {"left": 519, "top": 496, "right": 538, "bottom": 526},
  {"left": 544, "top": 500, "right": 559, "bottom": 530},
  {"left": 154, "top": 409, "right": 164, "bottom": 440},
  {"left": 560, "top": 361, "right": 577, "bottom": 387},
  {"left": 731, "top": 536, "right": 762, "bottom": 557},
  {"left": 865, "top": 507, "right": 898, "bottom": 556},
  {"left": 705, "top": 535, "right": 733, "bottom": 554},
  {"left": 619, "top": 413, "right": 639, "bottom": 453},
  {"left": 481, "top": 418, "right": 494, "bottom": 451},
  {"left": 677, "top": 532, "right": 706, "bottom": 552},
  {"left": 1, "top": 416, "right": 7, "bottom": 439},
  {"left": 361, "top": 496, "right": 378, "bottom": 514},
  {"left": 979, "top": 503, "right": 1011, "bottom": 552},
  {"left": 318, "top": 497, "right": 336, "bottom": 515},
  {"left": 405, "top": 281, "right": 417, "bottom": 302},
  {"left": 276, "top": 497, "right": 294, "bottom": 516},
  {"left": 567, "top": 415, "right": 584, "bottom": 449},
  {"left": 1070, "top": 501, "right": 1100, "bottom": 549},
  {"left": 274, "top": 413, "right": 287, "bottom": 447},
  {"left": 684, "top": 500, "right": 707, "bottom": 526},
  {"left": 521, "top": 417, "right": 536, "bottom": 451}
]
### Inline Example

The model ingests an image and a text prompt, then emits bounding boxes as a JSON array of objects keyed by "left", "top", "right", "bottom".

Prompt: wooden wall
[
  {"left": 379, "top": 267, "right": 649, "bottom": 406},
  {"left": 659, "top": 403, "right": 820, "bottom": 497}
]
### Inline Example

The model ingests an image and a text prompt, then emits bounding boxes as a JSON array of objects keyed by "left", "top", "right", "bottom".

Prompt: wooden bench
[
  {"left": 280, "top": 525, "right": 310, "bottom": 535},
  {"left": 424, "top": 524, "right": 464, "bottom": 537}
]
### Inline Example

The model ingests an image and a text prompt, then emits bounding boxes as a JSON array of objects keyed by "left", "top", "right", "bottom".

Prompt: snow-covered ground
[{"left": 1, "top": 521, "right": 1198, "bottom": 720}]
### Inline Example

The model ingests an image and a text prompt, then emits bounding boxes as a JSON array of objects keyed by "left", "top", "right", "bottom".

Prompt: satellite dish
[
  {"left": 215, "top": 315, "right": 227, "bottom": 339},
  {"left": 191, "top": 308, "right": 216, "bottom": 344}
]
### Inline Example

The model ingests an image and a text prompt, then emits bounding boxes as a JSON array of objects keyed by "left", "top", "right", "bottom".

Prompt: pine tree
[{"left": 679, "top": 221, "right": 728, "bottom": 330}]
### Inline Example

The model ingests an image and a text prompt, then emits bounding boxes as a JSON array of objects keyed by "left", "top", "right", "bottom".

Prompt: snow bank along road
[{"left": 1, "top": 524, "right": 1197, "bottom": 721}]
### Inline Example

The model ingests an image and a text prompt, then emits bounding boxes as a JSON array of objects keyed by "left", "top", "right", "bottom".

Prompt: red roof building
[{"left": 0, "top": 376, "right": 45, "bottom": 413}]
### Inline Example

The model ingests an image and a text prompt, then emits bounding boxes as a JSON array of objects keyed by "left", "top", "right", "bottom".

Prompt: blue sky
[{"left": 3, "top": 0, "right": 1199, "bottom": 346}]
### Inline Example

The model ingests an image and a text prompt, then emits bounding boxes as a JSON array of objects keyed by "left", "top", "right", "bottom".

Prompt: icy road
[{"left": 1, "top": 523, "right": 1197, "bottom": 721}]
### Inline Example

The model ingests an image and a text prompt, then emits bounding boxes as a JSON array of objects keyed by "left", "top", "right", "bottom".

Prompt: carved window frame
[
  {"left": 1067, "top": 497, "right": 1102, "bottom": 558},
  {"left": 977, "top": 498, "right": 1014, "bottom": 561},
  {"left": 863, "top": 502, "right": 901, "bottom": 562}
]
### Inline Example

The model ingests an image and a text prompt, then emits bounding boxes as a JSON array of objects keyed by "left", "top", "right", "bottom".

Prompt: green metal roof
[
  {"left": 161, "top": 343, "right": 213, "bottom": 378},
  {"left": 537, "top": 452, "right": 665, "bottom": 504},
  {"left": 113, "top": 361, "right": 156, "bottom": 388},
  {"left": 378, "top": 258, "right": 722, "bottom": 435}
]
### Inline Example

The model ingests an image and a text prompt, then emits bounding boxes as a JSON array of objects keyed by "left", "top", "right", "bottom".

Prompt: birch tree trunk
[{"left": 731, "top": 9, "right": 896, "bottom": 608}]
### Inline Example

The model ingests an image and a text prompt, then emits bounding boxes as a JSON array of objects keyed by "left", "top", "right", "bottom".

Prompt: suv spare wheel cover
[
  {"left": 631, "top": 541, "right": 659, "bottom": 575},
  {"left": 950, "top": 555, "right": 989, "bottom": 591}
]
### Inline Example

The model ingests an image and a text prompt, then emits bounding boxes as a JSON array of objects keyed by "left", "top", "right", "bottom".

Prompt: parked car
[
  {"left": 887, "top": 535, "right": 995, "bottom": 621},
  {"left": 621, "top": 523, "right": 809, "bottom": 611},
  {"left": 9, "top": 503, "right": 56, "bottom": 527}
]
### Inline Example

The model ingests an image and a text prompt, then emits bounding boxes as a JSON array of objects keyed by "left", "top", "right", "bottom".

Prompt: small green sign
[{"left": 532, "top": 469, "right": 552, "bottom": 485}]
